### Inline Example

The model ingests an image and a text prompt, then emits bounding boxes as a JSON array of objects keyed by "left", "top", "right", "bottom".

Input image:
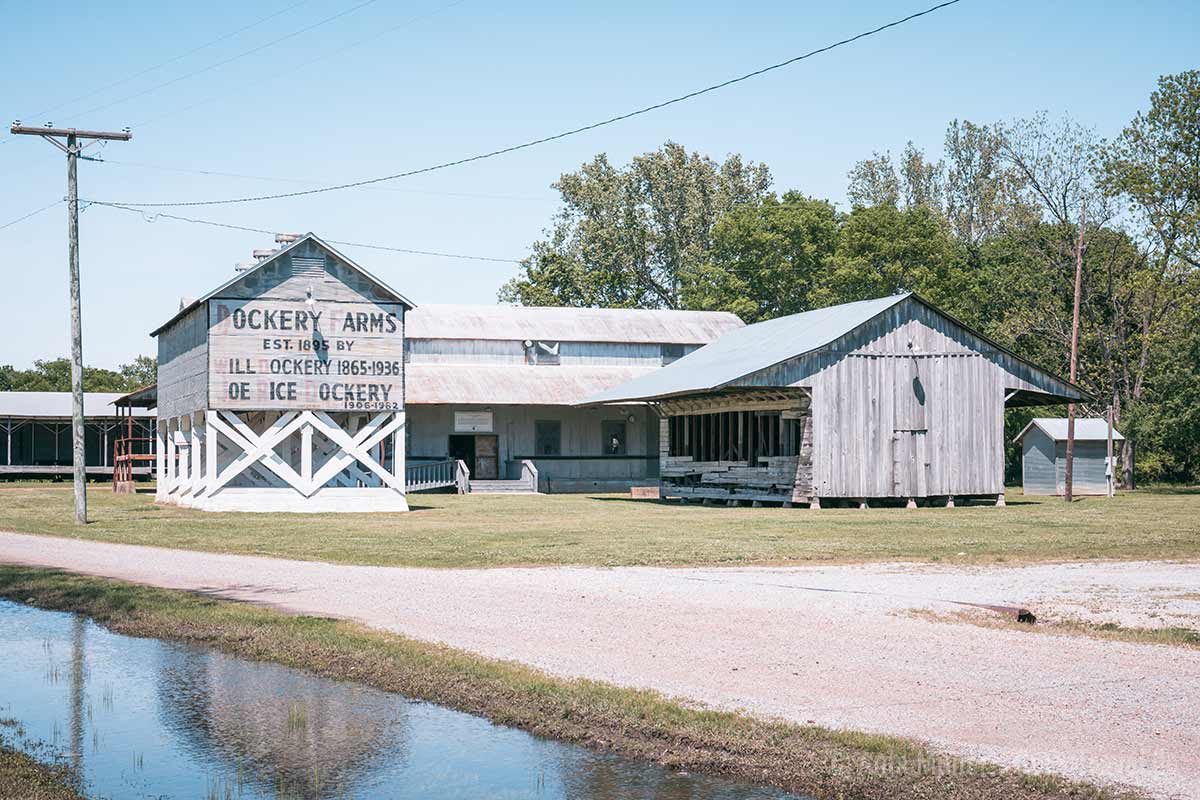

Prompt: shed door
[
  {"left": 892, "top": 357, "right": 929, "bottom": 497},
  {"left": 892, "top": 431, "right": 928, "bottom": 497}
]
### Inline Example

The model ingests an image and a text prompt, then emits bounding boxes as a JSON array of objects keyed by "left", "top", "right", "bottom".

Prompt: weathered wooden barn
[
  {"left": 404, "top": 305, "right": 742, "bottom": 492},
  {"left": 585, "top": 293, "right": 1085, "bottom": 507},
  {"left": 0, "top": 392, "right": 154, "bottom": 479},
  {"left": 152, "top": 233, "right": 413, "bottom": 512},
  {"left": 1016, "top": 418, "right": 1122, "bottom": 496}
]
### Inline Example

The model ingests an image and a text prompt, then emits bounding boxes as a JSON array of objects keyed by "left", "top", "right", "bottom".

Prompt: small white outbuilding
[{"left": 1016, "top": 418, "right": 1123, "bottom": 496}]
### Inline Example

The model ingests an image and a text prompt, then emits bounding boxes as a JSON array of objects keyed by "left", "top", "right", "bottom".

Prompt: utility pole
[
  {"left": 1064, "top": 203, "right": 1085, "bottom": 503},
  {"left": 10, "top": 122, "right": 131, "bottom": 525}
]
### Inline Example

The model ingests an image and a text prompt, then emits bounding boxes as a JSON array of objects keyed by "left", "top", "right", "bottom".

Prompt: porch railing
[{"left": 405, "top": 459, "right": 472, "bottom": 493}]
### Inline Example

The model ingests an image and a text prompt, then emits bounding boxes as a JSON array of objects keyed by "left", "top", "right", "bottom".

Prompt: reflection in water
[
  {"left": 0, "top": 600, "right": 800, "bottom": 800},
  {"left": 156, "top": 649, "right": 407, "bottom": 798}
]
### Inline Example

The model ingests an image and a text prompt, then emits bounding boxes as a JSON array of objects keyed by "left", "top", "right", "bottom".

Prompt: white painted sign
[
  {"left": 454, "top": 411, "right": 493, "bottom": 433},
  {"left": 208, "top": 298, "right": 405, "bottom": 411}
]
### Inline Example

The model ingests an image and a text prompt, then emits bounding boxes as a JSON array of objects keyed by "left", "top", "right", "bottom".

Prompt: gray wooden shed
[
  {"left": 584, "top": 293, "right": 1086, "bottom": 507},
  {"left": 1016, "top": 418, "right": 1122, "bottom": 496}
]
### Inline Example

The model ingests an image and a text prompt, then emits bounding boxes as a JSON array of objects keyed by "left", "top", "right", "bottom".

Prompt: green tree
[
  {"left": 500, "top": 142, "right": 771, "bottom": 308},
  {"left": 814, "top": 203, "right": 960, "bottom": 310},
  {"left": 694, "top": 192, "right": 840, "bottom": 322}
]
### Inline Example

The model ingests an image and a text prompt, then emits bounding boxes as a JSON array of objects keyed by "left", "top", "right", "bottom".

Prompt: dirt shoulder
[{"left": 1, "top": 532, "right": 1196, "bottom": 797}]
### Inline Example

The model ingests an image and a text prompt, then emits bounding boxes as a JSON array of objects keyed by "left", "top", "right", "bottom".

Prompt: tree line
[
  {"left": 502, "top": 71, "right": 1200, "bottom": 486},
  {"left": 0, "top": 356, "right": 157, "bottom": 394}
]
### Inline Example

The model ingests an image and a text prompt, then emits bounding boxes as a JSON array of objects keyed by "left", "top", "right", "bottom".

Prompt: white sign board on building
[
  {"left": 454, "top": 411, "right": 493, "bottom": 433},
  {"left": 208, "top": 298, "right": 405, "bottom": 411}
]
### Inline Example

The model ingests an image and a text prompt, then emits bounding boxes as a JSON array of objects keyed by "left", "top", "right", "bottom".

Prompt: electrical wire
[
  {"left": 98, "top": 0, "right": 966, "bottom": 209},
  {"left": 23, "top": 0, "right": 314, "bottom": 122},
  {"left": 128, "top": 0, "right": 470, "bottom": 132},
  {"left": 92, "top": 157, "right": 551, "bottom": 202},
  {"left": 0, "top": 200, "right": 64, "bottom": 233},
  {"left": 90, "top": 200, "right": 522, "bottom": 263},
  {"left": 68, "top": 0, "right": 383, "bottom": 121}
]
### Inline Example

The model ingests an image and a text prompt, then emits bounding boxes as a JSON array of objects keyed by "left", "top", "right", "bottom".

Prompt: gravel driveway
[{"left": 1, "top": 531, "right": 1196, "bottom": 799}]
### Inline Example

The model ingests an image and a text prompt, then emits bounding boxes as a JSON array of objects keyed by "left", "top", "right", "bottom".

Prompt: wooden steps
[{"left": 469, "top": 479, "right": 537, "bottom": 494}]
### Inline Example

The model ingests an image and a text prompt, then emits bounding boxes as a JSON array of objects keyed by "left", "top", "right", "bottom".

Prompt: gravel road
[{"left": 1, "top": 531, "right": 1196, "bottom": 799}]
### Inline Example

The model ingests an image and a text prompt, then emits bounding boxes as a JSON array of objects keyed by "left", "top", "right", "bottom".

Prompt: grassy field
[
  {"left": 0, "top": 565, "right": 1138, "bottom": 800},
  {"left": 0, "top": 483, "right": 1197, "bottom": 568}
]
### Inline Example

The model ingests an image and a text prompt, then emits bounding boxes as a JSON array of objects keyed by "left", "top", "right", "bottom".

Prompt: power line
[
  {"left": 67, "top": 0, "right": 383, "bottom": 121},
  {"left": 0, "top": 200, "right": 64, "bottom": 232},
  {"left": 98, "top": 0, "right": 966, "bottom": 209},
  {"left": 90, "top": 200, "right": 523, "bottom": 264},
  {"left": 128, "top": 0, "right": 470, "bottom": 132},
  {"left": 24, "top": 1, "right": 314, "bottom": 121},
  {"left": 92, "top": 157, "right": 552, "bottom": 202}
]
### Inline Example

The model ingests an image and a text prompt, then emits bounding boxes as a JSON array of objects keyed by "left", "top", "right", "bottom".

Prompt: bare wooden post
[{"left": 1064, "top": 204, "right": 1086, "bottom": 502}]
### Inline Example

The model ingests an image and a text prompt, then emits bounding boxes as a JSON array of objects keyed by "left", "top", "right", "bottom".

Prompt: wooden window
[
  {"left": 535, "top": 420, "right": 561, "bottom": 456},
  {"left": 602, "top": 421, "right": 627, "bottom": 456}
]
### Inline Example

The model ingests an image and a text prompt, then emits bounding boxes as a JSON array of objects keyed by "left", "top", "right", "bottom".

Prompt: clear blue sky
[{"left": 1, "top": 0, "right": 1196, "bottom": 369}]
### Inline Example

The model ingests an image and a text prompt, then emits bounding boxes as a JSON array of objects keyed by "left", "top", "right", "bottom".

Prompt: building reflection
[{"left": 154, "top": 645, "right": 408, "bottom": 799}]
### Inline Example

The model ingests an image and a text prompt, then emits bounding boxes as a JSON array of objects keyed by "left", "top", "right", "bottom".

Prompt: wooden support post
[
  {"left": 946, "top": 495, "right": 955, "bottom": 508},
  {"left": 391, "top": 411, "right": 405, "bottom": 489},
  {"left": 189, "top": 413, "right": 200, "bottom": 497},
  {"left": 205, "top": 411, "right": 217, "bottom": 497},
  {"left": 906, "top": 497, "right": 917, "bottom": 509},
  {"left": 154, "top": 420, "right": 165, "bottom": 500},
  {"left": 301, "top": 423, "right": 313, "bottom": 487},
  {"left": 809, "top": 497, "right": 820, "bottom": 510},
  {"left": 165, "top": 417, "right": 176, "bottom": 496},
  {"left": 996, "top": 492, "right": 1006, "bottom": 508}
]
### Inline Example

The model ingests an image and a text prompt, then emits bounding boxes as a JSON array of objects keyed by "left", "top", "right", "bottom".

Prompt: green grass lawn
[{"left": 0, "top": 482, "right": 1196, "bottom": 567}]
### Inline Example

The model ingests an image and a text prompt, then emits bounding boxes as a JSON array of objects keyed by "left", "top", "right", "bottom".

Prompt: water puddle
[{"left": 0, "top": 600, "right": 801, "bottom": 799}]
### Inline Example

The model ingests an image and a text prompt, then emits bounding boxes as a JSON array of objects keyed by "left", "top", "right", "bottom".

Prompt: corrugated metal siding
[
  {"left": 1022, "top": 429, "right": 1057, "bottom": 494},
  {"left": 1054, "top": 441, "right": 1110, "bottom": 495},
  {"left": 407, "top": 339, "right": 680, "bottom": 367}
]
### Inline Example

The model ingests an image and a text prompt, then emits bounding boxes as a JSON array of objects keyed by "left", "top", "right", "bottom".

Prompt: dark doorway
[{"left": 448, "top": 435, "right": 476, "bottom": 476}]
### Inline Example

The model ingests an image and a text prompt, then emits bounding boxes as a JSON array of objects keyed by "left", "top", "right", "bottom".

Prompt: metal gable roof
[
  {"left": 405, "top": 304, "right": 744, "bottom": 344},
  {"left": 150, "top": 233, "right": 415, "bottom": 337},
  {"left": 580, "top": 294, "right": 909, "bottom": 403},
  {"left": 0, "top": 392, "right": 154, "bottom": 418},
  {"left": 407, "top": 364, "right": 658, "bottom": 405},
  {"left": 1015, "top": 418, "right": 1124, "bottom": 443}
]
